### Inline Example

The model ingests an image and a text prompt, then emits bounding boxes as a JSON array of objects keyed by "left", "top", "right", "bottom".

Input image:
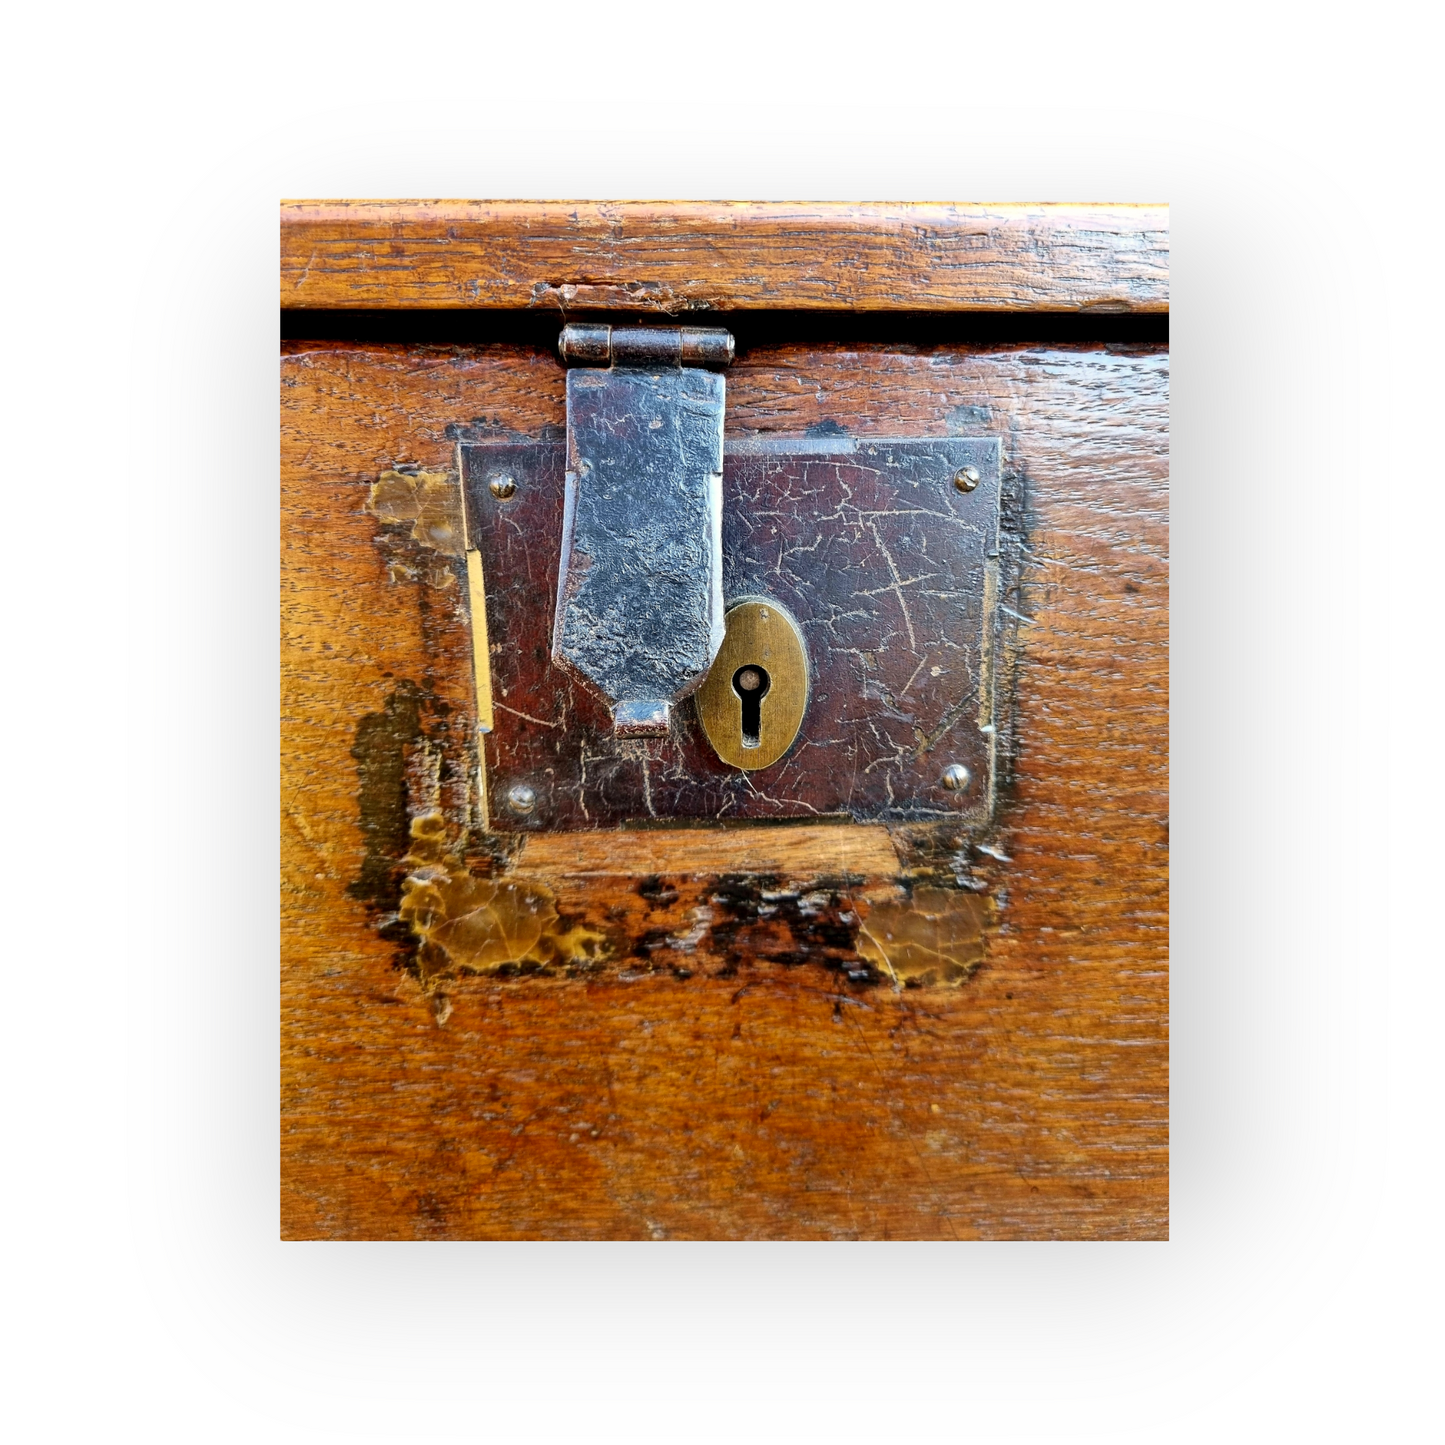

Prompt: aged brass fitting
[{"left": 695, "top": 600, "right": 809, "bottom": 771}]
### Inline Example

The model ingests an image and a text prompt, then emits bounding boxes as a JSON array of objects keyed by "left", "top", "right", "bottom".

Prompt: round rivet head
[
  {"left": 953, "top": 466, "right": 981, "bottom": 493},
  {"left": 941, "top": 763, "right": 971, "bottom": 792},
  {"left": 489, "top": 474, "right": 517, "bottom": 500},
  {"left": 505, "top": 783, "right": 537, "bottom": 815}
]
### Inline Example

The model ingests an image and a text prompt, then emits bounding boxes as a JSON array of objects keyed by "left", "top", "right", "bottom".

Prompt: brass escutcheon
[{"left": 695, "top": 598, "right": 809, "bottom": 770}]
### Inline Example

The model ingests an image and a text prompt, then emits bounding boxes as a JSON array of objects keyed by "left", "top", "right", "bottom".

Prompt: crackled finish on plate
[{"left": 464, "top": 435, "right": 1002, "bottom": 830}]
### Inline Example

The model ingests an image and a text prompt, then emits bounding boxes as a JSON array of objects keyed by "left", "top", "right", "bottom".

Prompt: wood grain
[
  {"left": 281, "top": 336, "right": 1169, "bottom": 1239},
  {"left": 280, "top": 202, "right": 1169, "bottom": 315},
  {"left": 514, "top": 824, "right": 901, "bottom": 880}
]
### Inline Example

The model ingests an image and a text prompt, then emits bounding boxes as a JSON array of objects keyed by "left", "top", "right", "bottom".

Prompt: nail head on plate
[
  {"left": 941, "top": 763, "right": 971, "bottom": 792},
  {"left": 506, "top": 782, "right": 537, "bottom": 814},
  {"left": 953, "top": 466, "right": 980, "bottom": 493},
  {"left": 489, "top": 474, "right": 517, "bottom": 500}
]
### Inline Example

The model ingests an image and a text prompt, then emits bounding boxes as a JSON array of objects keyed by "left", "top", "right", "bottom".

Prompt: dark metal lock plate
[{"left": 462, "top": 434, "right": 1003, "bottom": 832}]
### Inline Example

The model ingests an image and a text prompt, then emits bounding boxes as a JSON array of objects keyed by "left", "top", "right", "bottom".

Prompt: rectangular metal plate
[{"left": 462, "top": 435, "right": 1002, "bottom": 832}]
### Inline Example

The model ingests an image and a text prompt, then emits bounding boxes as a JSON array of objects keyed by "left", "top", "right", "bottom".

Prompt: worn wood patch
[{"left": 281, "top": 338, "right": 1169, "bottom": 1239}]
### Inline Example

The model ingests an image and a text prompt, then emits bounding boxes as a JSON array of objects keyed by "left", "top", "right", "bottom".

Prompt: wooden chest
[{"left": 280, "top": 202, "right": 1169, "bottom": 1239}]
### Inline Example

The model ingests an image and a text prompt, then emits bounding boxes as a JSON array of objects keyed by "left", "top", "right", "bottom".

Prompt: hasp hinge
[{"left": 552, "top": 324, "right": 736, "bottom": 737}]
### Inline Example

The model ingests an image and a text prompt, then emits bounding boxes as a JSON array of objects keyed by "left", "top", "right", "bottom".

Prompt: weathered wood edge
[{"left": 280, "top": 201, "right": 1169, "bottom": 314}]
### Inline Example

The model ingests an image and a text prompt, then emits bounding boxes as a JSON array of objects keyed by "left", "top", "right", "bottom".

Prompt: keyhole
[{"left": 732, "top": 665, "right": 771, "bottom": 747}]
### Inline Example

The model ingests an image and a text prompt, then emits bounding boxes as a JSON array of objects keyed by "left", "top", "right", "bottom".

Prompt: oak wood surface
[
  {"left": 281, "top": 336, "right": 1169, "bottom": 1239},
  {"left": 280, "top": 202, "right": 1169, "bottom": 315}
]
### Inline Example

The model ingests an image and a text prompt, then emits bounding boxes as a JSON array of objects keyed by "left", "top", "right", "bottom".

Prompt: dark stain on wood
[
  {"left": 636, "top": 875, "right": 679, "bottom": 909},
  {"left": 346, "top": 681, "right": 426, "bottom": 917},
  {"left": 705, "top": 873, "right": 875, "bottom": 984}
]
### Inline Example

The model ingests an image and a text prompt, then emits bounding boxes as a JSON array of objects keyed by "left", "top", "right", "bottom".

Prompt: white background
[{"left": 3, "top": 2, "right": 1438, "bottom": 1440}]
